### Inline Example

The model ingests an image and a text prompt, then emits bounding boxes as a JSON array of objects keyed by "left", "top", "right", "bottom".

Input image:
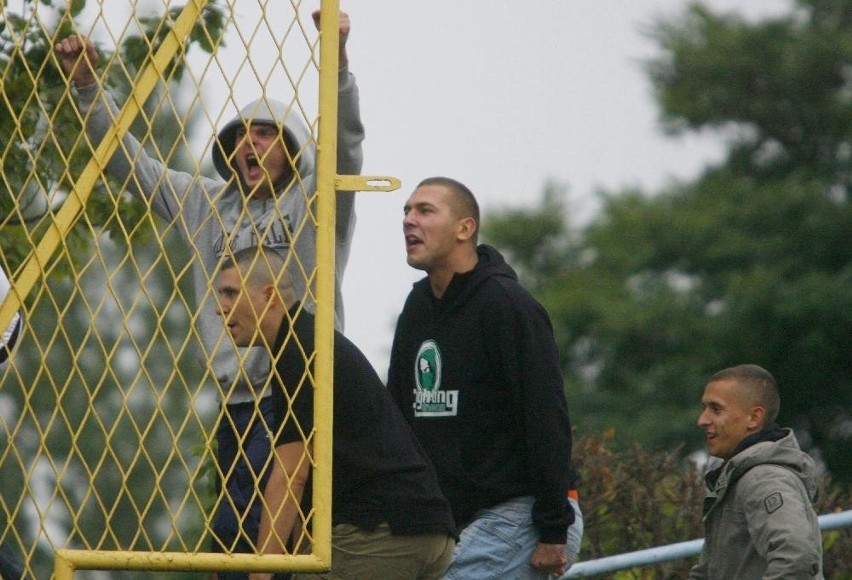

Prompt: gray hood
[
  {"left": 212, "top": 97, "right": 314, "bottom": 183},
  {"left": 704, "top": 428, "right": 819, "bottom": 522},
  {"left": 728, "top": 429, "right": 819, "bottom": 500}
]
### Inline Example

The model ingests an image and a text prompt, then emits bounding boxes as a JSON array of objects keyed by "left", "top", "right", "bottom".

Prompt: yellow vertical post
[
  {"left": 312, "top": 0, "right": 341, "bottom": 568},
  {"left": 54, "top": 552, "right": 75, "bottom": 580}
]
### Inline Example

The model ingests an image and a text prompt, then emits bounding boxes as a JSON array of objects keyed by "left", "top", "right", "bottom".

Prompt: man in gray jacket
[
  {"left": 690, "top": 364, "right": 823, "bottom": 579},
  {"left": 55, "top": 11, "right": 364, "bottom": 570}
]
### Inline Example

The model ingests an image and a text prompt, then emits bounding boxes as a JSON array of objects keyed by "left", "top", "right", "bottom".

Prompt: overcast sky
[
  {"left": 85, "top": 0, "right": 790, "bottom": 374},
  {"left": 340, "top": 0, "right": 790, "bottom": 374}
]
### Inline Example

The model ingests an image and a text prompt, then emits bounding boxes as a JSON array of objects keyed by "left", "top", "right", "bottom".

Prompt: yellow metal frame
[
  {"left": 54, "top": 550, "right": 331, "bottom": 576},
  {"left": 0, "top": 0, "right": 205, "bottom": 332},
  {"left": 314, "top": 2, "right": 400, "bottom": 566},
  {"left": 0, "top": 0, "right": 401, "bottom": 576},
  {"left": 310, "top": 0, "right": 341, "bottom": 569}
]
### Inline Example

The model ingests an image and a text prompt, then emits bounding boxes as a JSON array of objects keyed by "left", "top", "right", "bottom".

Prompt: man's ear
[
  {"left": 747, "top": 406, "right": 767, "bottom": 431},
  {"left": 264, "top": 284, "right": 276, "bottom": 304},
  {"left": 457, "top": 216, "right": 477, "bottom": 242}
]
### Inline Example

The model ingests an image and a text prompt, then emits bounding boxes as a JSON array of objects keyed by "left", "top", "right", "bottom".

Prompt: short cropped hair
[
  {"left": 220, "top": 246, "right": 293, "bottom": 295},
  {"left": 417, "top": 176, "right": 480, "bottom": 244},
  {"left": 708, "top": 364, "right": 780, "bottom": 425}
]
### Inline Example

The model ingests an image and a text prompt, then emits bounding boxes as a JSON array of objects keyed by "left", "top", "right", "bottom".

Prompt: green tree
[{"left": 484, "top": 0, "right": 852, "bottom": 485}]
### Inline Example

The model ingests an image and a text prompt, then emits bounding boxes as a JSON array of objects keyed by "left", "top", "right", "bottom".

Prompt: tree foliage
[
  {"left": 483, "top": 0, "right": 852, "bottom": 485},
  {"left": 576, "top": 432, "right": 852, "bottom": 577},
  {"left": 650, "top": 0, "right": 852, "bottom": 188},
  {"left": 1, "top": 0, "right": 226, "bottom": 262}
]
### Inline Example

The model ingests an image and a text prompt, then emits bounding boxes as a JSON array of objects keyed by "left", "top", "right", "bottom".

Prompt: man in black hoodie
[
  {"left": 216, "top": 247, "right": 456, "bottom": 580},
  {"left": 387, "top": 176, "right": 582, "bottom": 579}
]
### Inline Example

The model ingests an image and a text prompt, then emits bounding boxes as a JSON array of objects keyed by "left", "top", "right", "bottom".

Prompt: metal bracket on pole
[{"left": 334, "top": 174, "right": 401, "bottom": 193}]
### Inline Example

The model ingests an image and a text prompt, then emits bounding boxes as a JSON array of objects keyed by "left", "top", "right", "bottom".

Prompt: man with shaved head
[
  {"left": 388, "top": 177, "right": 583, "bottom": 579},
  {"left": 691, "top": 364, "right": 823, "bottom": 579},
  {"left": 215, "top": 247, "right": 456, "bottom": 579}
]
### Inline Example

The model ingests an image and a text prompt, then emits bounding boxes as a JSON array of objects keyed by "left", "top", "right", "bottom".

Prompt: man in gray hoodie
[
  {"left": 55, "top": 11, "right": 364, "bottom": 569},
  {"left": 690, "top": 364, "right": 823, "bottom": 579}
]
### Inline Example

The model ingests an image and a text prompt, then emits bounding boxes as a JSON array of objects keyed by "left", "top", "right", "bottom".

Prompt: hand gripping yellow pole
[
  {"left": 313, "top": 0, "right": 342, "bottom": 567},
  {"left": 313, "top": 1, "right": 401, "bottom": 569}
]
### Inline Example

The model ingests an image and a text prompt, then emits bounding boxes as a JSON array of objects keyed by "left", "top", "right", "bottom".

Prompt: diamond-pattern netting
[{"left": 0, "top": 1, "right": 345, "bottom": 577}]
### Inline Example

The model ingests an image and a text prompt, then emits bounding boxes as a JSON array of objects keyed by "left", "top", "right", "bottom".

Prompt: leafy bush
[{"left": 574, "top": 432, "right": 852, "bottom": 578}]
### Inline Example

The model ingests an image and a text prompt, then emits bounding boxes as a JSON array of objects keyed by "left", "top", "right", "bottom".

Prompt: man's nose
[{"left": 237, "top": 132, "right": 256, "bottom": 148}]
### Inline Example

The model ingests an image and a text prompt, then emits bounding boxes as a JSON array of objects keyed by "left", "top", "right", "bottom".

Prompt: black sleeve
[
  {"left": 494, "top": 286, "right": 574, "bottom": 542},
  {"left": 272, "top": 314, "right": 316, "bottom": 446}
]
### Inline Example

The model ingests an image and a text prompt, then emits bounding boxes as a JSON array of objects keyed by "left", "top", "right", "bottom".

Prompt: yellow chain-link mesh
[{"left": 0, "top": 0, "right": 396, "bottom": 577}]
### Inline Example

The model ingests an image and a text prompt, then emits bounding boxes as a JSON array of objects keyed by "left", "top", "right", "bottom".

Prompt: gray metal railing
[{"left": 565, "top": 509, "right": 852, "bottom": 578}]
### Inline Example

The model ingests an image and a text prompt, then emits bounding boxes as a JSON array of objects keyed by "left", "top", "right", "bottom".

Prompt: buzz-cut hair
[
  {"left": 220, "top": 246, "right": 293, "bottom": 294},
  {"left": 417, "top": 176, "right": 480, "bottom": 244},
  {"left": 709, "top": 364, "right": 780, "bottom": 425}
]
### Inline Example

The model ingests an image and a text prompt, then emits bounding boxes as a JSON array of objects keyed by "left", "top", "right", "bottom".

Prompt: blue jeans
[{"left": 445, "top": 496, "right": 584, "bottom": 580}]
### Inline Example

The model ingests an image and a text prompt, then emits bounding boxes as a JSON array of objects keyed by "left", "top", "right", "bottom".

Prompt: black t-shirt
[{"left": 271, "top": 304, "right": 456, "bottom": 537}]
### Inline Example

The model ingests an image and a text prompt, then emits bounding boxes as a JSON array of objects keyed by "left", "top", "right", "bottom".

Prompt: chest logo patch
[{"left": 413, "top": 340, "right": 459, "bottom": 417}]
